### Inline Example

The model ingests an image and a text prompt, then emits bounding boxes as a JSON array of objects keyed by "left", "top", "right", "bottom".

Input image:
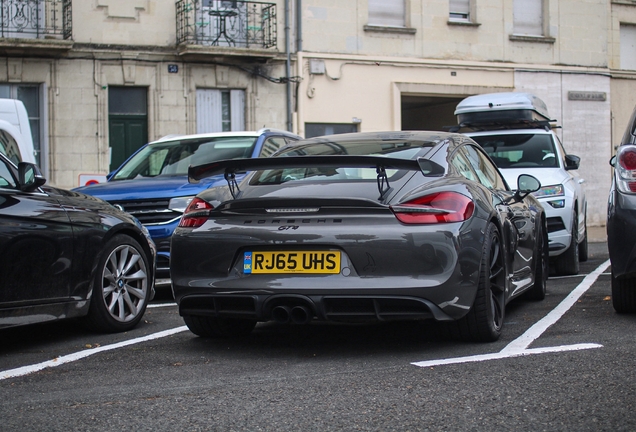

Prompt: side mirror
[
  {"left": 565, "top": 154, "right": 580, "bottom": 170},
  {"left": 517, "top": 174, "right": 541, "bottom": 194},
  {"left": 610, "top": 155, "right": 616, "bottom": 167},
  {"left": 17, "top": 162, "right": 46, "bottom": 192}
]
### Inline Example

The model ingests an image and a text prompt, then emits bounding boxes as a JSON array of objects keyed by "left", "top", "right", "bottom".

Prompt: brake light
[
  {"left": 178, "top": 197, "right": 214, "bottom": 228},
  {"left": 616, "top": 147, "right": 636, "bottom": 193},
  {"left": 390, "top": 192, "right": 475, "bottom": 224},
  {"left": 619, "top": 149, "right": 636, "bottom": 171}
]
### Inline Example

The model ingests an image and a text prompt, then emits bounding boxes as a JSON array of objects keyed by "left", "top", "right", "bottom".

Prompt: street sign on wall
[{"left": 78, "top": 174, "right": 107, "bottom": 186}]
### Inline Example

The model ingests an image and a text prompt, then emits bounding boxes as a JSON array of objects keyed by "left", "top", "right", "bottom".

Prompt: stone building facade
[
  {"left": 0, "top": 0, "right": 290, "bottom": 188},
  {"left": 2, "top": 0, "right": 636, "bottom": 226},
  {"left": 294, "top": 0, "right": 636, "bottom": 227}
]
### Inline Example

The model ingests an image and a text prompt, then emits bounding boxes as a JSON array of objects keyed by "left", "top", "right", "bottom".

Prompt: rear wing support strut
[{"left": 225, "top": 171, "right": 240, "bottom": 199}]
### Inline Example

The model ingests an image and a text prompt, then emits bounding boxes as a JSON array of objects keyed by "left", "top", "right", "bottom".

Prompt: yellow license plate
[{"left": 243, "top": 251, "right": 341, "bottom": 274}]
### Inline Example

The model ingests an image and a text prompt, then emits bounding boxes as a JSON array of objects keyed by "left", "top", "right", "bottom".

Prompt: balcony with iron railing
[
  {"left": 176, "top": 0, "right": 277, "bottom": 59},
  {"left": 0, "top": 0, "right": 72, "bottom": 54}
]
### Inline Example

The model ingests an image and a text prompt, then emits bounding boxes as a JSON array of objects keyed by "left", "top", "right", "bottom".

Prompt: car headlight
[
  {"left": 169, "top": 196, "right": 195, "bottom": 213},
  {"left": 532, "top": 184, "right": 564, "bottom": 198}
]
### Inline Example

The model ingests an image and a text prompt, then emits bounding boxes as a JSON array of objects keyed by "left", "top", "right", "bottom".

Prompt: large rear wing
[
  {"left": 189, "top": 155, "right": 443, "bottom": 181},
  {"left": 188, "top": 155, "right": 445, "bottom": 200}
]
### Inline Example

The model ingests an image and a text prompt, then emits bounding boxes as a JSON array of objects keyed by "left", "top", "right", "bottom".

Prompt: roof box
[{"left": 455, "top": 92, "right": 554, "bottom": 127}]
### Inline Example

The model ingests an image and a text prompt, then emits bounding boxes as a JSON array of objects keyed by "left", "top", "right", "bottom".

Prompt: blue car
[{"left": 75, "top": 129, "right": 302, "bottom": 281}]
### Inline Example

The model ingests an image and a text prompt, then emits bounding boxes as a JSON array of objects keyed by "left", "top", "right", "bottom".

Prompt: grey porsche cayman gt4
[{"left": 170, "top": 131, "right": 548, "bottom": 342}]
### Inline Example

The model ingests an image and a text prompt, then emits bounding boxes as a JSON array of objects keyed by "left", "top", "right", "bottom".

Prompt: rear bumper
[
  {"left": 170, "top": 213, "right": 492, "bottom": 323},
  {"left": 178, "top": 293, "right": 455, "bottom": 323}
]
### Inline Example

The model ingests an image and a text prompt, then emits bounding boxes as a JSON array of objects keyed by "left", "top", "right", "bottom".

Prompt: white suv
[
  {"left": 466, "top": 128, "right": 587, "bottom": 275},
  {"left": 455, "top": 92, "right": 587, "bottom": 276}
]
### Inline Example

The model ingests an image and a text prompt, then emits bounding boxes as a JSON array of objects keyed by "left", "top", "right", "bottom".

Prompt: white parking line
[
  {"left": 412, "top": 259, "right": 610, "bottom": 368},
  {"left": 0, "top": 326, "right": 189, "bottom": 380},
  {"left": 148, "top": 302, "right": 177, "bottom": 308},
  {"left": 0, "top": 261, "right": 612, "bottom": 379}
]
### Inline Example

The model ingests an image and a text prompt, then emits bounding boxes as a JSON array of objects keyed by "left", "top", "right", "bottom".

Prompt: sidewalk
[{"left": 588, "top": 225, "right": 606, "bottom": 243}]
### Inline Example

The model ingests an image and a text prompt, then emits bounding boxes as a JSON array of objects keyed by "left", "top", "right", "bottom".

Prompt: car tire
[
  {"left": 184, "top": 315, "right": 257, "bottom": 338},
  {"left": 526, "top": 219, "right": 548, "bottom": 301},
  {"left": 84, "top": 234, "right": 151, "bottom": 333},
  {"left": 578, "top": 219, "right": 589, "bottom": 262},
  {"left": 611, "top": 271, "right": 636, "bottom": 313},
  {"left": 554, "top": 212, "right": 580, "bottom": 276},
  {"left": 452, "top": 222, "right": 505, "bottom": 342}
]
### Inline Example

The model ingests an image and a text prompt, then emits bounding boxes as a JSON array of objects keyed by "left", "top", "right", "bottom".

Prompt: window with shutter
[
  {"left": 196, "top": 89, "right": 245, "bottom": 133},
  {"left": 449, "top": 0, "right": 470, "bottom": 22},
  {"left": 620, "top": 24, "right": 636, "bottom": 70},
  {"left": 368, "top": 0, "right": 405, "bottom": 27},
  {"left": 513, "top": 0, "right": 543, "bottom": 36}
]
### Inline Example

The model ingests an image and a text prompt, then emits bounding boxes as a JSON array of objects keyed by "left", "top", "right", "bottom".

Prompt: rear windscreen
[
  {"left": 471, "top": 133, "right": 558, "bottom": 168},
  {"left": 251, "top": 140, "right": 435, "bottom": 185}
]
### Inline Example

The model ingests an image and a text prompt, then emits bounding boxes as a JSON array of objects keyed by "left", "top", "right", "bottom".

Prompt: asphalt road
[{"left": 1, "top": 241, "right": 635, "bottom": 431}]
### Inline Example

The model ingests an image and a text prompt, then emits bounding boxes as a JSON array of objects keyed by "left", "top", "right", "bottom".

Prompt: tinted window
[
  {"left": 0, "top": 156, "right": 16, "bottom": 188},
  {"left": 463, "top": 145, "right": 507, "bottom": 190},
  {"left": 0, "top": 130, "right": 22, "bottom": 164},
  {"left": 259, "top": 137, "right": 289, "bottom": 158},
  {"left": 251, "top": 139, "right": 435, "bottom": 185},
  {"left": 305, "top": 123, "right": 358, "bottom": 138},
  {"left": 451, "top": 150, "right": 478, "bottom": 182}
]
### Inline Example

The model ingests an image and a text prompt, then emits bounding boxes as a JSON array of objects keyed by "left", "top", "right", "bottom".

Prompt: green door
[
  {"left": 108, "top": 115, "right": 148, "bottom": 172},
  {"left": 108, "top": 87, "right": 148, "bottom": 172}
]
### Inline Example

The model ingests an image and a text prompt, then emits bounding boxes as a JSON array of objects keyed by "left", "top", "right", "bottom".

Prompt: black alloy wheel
[{"left": 452, "top": 222, "right": 506, "bottom": 342}]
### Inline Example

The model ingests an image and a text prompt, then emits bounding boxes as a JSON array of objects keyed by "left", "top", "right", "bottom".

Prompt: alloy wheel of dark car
[
  {"left": 85, "top": 234, "right": 150, "bottom": 332},
  {"left": 183, "top": 315, "right": 257, "bottom": 338},
  {"left": 611, "top": 271, "right": 636, "bottom": 314},
  {"left": 526, "top": 219, "right": 548, "bottom": 301},
  {"left": 453, "top": 222, "right": 505, "bottom": 342}
]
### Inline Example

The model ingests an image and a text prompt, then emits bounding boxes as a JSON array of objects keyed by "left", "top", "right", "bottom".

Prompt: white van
[{"left": 0, "top": 99, "right": 35, "bottom": 164}]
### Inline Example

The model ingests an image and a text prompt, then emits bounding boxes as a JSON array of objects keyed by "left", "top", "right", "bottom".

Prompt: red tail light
[
  {"left": 390, "top": 192, "right": 475, "bottom": 224},
  {"left": 178, "top": 197, "right": 214, "bottom": 228},
  {"left": 617, "top": 147, "right": 636, "bottom": 193},
  {"left": 619, "top": 149, "right": 636, "bottom": 171}
]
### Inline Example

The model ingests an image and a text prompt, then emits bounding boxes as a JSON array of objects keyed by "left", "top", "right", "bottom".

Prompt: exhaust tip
[
  {"left": 290, "top": 305, "right": 312, "bottom": 325},
  {"left": 272, "top": 306, "right": 291, "bottom": 324}
]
